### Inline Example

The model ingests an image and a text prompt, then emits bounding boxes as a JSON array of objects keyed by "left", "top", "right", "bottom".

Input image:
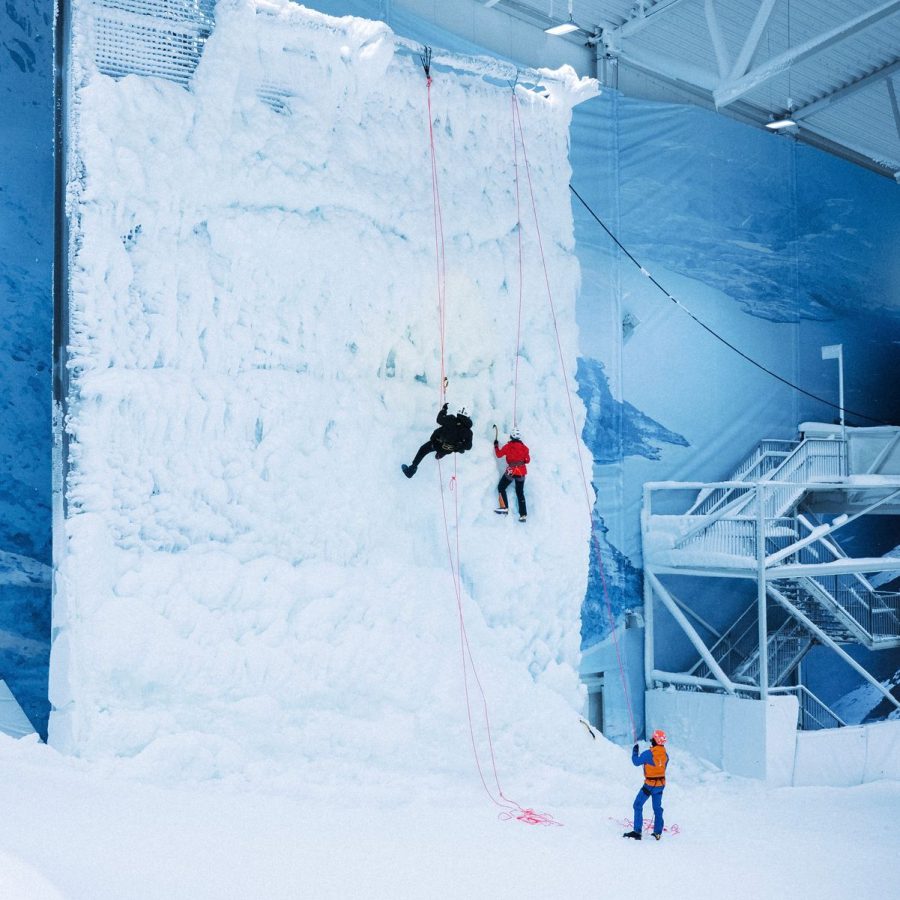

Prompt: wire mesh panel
[{"left": 88, "top": 0, "right": 215, "bottom": 86}]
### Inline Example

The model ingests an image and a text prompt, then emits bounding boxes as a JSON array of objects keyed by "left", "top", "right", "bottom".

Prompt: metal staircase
[
  {"left": 642, "top": 423, "right": 900, "bottom": 728},
  {"left": 770, "top": 535, "right": 900, "bottom": 647},
  {"left": 675, "top": 438, "right": 846, "bottom": 554},
  {"left": 689, "top": 601, "right": 815, "bottom": 688},
  {"left": 688, "top": 439, "right": 798, "bottom": 516}
]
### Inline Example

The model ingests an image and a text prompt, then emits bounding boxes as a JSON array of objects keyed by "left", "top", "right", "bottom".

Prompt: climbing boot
[
  {"left": 494, "top": 508, "right": 508, "bottom": 515},
  {"left": 652, "top": 833, "right": 661, "bottom": 841},
  {"left": 519, "top": 514, "right": 527, "bottom": 522},
  {"left": 401, "top": 464, "right": 416, "bottom": 479},
  {"left": 623, "top": 831, "right": 642, "bottom": 840}
]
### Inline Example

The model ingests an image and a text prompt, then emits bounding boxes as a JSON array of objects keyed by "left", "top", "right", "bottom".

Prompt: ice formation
[{"left": 51, "top": 1, "right": 606, "bottom": 790}]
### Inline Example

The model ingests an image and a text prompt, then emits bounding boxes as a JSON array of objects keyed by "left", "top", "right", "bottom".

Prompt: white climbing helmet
[
  {"left": 510, "top": 428, "right": 521, "bottom": 440},
  {"left": 457, "top": 405, "right": 469, "bottom": 417}
]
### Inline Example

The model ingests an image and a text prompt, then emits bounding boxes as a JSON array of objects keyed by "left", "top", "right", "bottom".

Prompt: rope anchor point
[{"left": 420, "top": 45, "right": 432, "bottom": 79}]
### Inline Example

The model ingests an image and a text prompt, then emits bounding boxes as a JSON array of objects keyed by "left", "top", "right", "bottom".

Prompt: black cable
[{"left": 569, "top": 183, "right": 889, "bottom": 426}]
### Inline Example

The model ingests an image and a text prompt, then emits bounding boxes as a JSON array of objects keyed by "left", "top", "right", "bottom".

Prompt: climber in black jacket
[{"left": 402, "top": 403, "right": 473, "bottom": 478}]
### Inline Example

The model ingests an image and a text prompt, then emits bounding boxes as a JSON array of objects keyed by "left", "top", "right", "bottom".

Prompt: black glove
[
  {"left": 633, "top": 743, "right": 639, "bottom": 754},
  {"left": 493, "top": 439, "right": 499, "bottom": 447}
]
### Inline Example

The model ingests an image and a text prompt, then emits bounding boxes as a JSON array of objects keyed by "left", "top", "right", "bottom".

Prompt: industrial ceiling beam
[
  {"left": 793, "top": 57, "right": 900, "bottom": 119},
  {"left": 729, "top": 0, "right": 778, "bottom": 80},
  {"left": 610, "top": 45, "right": 899, "bottom": 180},
  {"left": 714, "top": 0, "right": 900, "bottom": 109},
  {"left": 606, "top": 0, "right": 692, "bottom": 41},
  {"left": 704, "top": 0, "right": 731, "bottom": 79},
  {"left": 889, "top": 76, "right": 900, "bottom": 142},
  {"left": 888, "top": 77, "right": 900, "bottom": 180}
]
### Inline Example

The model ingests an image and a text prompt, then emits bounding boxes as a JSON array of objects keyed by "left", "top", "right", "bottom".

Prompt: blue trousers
[{"left": 633, "top": 785, "right": 664, "bottom": 835}]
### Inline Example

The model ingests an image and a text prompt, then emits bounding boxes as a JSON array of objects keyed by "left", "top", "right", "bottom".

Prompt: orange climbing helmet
[{"left": 651, "top": 729, "right": 668, "bottom": 745}]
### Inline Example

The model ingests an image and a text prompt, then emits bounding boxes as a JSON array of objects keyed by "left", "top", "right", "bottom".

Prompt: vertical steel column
[
  {"left": 642, "top": 485, "right": 654, "bottom": 691},
  {"left": 756, "top": 484, "right": 769, "bottom": 698}
]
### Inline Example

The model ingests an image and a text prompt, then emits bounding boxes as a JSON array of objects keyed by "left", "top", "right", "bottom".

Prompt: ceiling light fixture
[
  {"left": 545, "top": 0, "right": 580, "bottom": 35},
  {"left": 766, "top": 4, "right": 798, "bottom": 131}
]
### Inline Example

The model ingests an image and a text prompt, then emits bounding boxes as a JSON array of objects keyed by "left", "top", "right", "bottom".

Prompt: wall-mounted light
[{"left": 765, "top": 117, "right": 797, "bottom": 131}]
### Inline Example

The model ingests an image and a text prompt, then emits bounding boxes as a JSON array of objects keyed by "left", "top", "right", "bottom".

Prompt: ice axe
[{"left": 493, "top": 424, "right": 499, "bottom": 443}]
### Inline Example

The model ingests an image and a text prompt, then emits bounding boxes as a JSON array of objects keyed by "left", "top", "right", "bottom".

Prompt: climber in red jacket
[{"left": 494, "top": 428, "right": 530, "bottom": 522}]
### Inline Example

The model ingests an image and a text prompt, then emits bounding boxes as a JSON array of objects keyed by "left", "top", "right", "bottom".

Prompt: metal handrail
[
  {"left": 688, "top": 440, "right": 798, "bottom": 516},
  {"left": 688, "top": 602, "right": 757, "bottom": 678},
  {"left": 770, "top": 685, "right": 846, "bottom": 730},
  {"left": 689, "top": 601, "right": 813, "bottom": 687},
  {"left": 736, "top": 617, "right": 812, "bottom": 686}
]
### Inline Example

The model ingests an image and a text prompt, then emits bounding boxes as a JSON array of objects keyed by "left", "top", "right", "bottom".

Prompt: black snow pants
[
  {"left": 409, "top": 438, "right": 451, "bottom": 470},
  {"left": 497, "top": 473, "right": 526, "bottom": 516}
]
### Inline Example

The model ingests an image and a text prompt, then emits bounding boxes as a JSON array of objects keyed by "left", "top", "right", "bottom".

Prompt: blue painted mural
[
  {"left": 571, "top": 91, "right": 900, "bottom": 659},
  {"left": 0, "top": 0, "right": 54, "bottom": 734}
]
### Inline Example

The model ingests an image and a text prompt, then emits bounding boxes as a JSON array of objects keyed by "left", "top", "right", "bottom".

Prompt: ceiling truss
[{"left": 482, "top": 0, "right": 900, "bottom": 180}]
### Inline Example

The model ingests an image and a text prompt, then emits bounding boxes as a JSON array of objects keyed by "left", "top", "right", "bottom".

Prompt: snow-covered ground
[{"left": 1, "top": 732, "right": 897, "bottom": 899}]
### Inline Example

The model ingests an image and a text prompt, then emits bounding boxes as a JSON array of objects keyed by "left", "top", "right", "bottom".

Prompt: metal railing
[
  {"left": 675, "top": 514, "right": 799, "bottom": 558},
  {"left": 686, "top": 438, "right": 844, "bottom": 521},
  {"left": 689, "top": 602, "right": 813, "bottom": 687},
  {"left": 736, "top": 617, "right": 812, "bottom": 687},
  {"left": 643, "top": 439, "right": 848, "bottom": 564},
  {"left": 874, "top": 590, "right": 900, "bottom": 636},
  {"left": 688, "top": 439, "right": 798, "bottom": 516},
  {"left": 679, "top": 517, "right": 757, "bottom": 556},
  {"left": 801, "top": 575, "right": 900, "bottom": 642},
  {"left": 689, "top": 603, "right": 758, "bottom": 681},
  {"left": 668, "top": 681, "right": 845, "bottom": 731},
  {"left": 771, "top": 685, "right": 846, "bottom": 731},
  {"left": 752, "top": 439, "right": 846, "bottom": 519}
]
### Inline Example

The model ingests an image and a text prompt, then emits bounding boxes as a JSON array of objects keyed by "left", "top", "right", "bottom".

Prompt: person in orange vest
[
  {"left": 493, "top": 428, "right": 530, "bottom": 522},
  {"left": 623, "top": 729, "right": 668, "bottom": 841}
]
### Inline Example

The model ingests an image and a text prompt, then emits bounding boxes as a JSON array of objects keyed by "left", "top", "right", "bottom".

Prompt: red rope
[
  {"left": 512, "top": 94, "right": 637, "bottom": 742},
  {"left": 425, "top": 74, "right": 560, "bottom": 827},
  {"left": 511, "top": 91, "right": 525, "bottom": 429},
  {"left": 436, "top": 456, "right": 561, "bottom": 826},
  {"left": 426, "top": 76, "right": 448, "bottom": 403},
  {"left": 611, "top": 816, "right": 682, "bottom": 836}
]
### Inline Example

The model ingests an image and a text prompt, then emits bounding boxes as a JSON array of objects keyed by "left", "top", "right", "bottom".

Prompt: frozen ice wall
[{"left": 51, "top": 0, "right": 603, "bottom": 790}]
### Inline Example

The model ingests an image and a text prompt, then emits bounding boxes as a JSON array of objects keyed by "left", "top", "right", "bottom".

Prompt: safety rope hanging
[
  {"left": 422, "top": 56, "right": 560, "bottom": 827},
  {"left": 510, "top": 79, "right": 525, "bottom": 429},
  {"left": 512, "top": 92, "right": 638, "bottom": 743},
  {"left": 421, "top": 46, "right": 448, "bottom": 405}
]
